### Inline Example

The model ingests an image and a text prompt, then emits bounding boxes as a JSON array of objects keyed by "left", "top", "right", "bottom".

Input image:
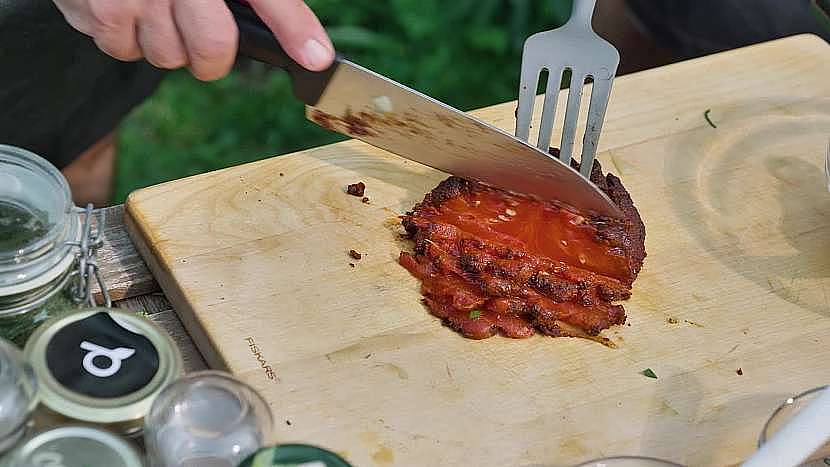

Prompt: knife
[{"left": 225, "top": 0, "right": 623, "bottom": 218}]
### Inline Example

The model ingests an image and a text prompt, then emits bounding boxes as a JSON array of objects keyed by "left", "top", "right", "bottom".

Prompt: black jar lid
[{"left": 24, "top": 308, "right": 183, "bottom": 434}]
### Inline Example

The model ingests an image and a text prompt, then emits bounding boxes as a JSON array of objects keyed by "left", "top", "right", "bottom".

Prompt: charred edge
[{"left": 570, "top": 155, "right": 647, "bottom": 282}]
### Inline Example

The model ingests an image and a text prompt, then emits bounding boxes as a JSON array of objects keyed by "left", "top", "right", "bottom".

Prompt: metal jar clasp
[{"left": 67, "top": 204, "right": 112, "bottom": 308}]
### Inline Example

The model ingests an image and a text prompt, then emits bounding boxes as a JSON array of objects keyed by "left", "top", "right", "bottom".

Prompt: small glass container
[
  {"left": 24, "top": 308, "right": 183, "bottom": 436},
  {"left": 0, "top": 337, "right": 38, "bottom": 454},
  {"left": 0, "top": 425, "right": 143, "bottom": 467},
  {"left": 239, "top": 444, "right": 353, "bottom": 467},
  {"left": 759, "top": 385, "right": 830, "bottom": 466},
  {"left": 574, "top": 456, "right": 684, "bottom": 467},
  {"left": 144, "top": 370, "right": 274, "bottom": 467},
  {"left": 0, "top": 145, "right": 85, "bottom": 346}
]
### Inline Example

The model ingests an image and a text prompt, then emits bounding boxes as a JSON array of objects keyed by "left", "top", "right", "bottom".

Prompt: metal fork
[{"left": 516, "top": 0, "right": 619, "bottom": 178}]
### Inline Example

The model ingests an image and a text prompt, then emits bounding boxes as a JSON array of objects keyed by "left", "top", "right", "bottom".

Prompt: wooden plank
[
  {"left": 90, "top": 208, "right": 207, "bottom": 370},
  {"left": 124, "top": 35, "right": 830, "bottom": 467},
  {"left": 146, "top": 309, "right": 209, "bottom": 373},
  {"left": 114, "top": 294, "right": 208, "bottom": 372},
  {"left": 91, "top": 205, "right": 159, "bottom": 302},
  {"left": 114, "top": 292, "right": 172, "bottom": 316},
  {"left": 124, "top": 212, "right": 230, "bottom": 372}
]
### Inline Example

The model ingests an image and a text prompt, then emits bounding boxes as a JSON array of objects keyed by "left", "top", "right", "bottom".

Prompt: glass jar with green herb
[{"left": 0, "top": 145, "right": 107, "bottom": 347}]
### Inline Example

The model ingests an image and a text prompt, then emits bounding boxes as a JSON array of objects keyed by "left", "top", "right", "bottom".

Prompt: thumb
[{"left": 247, "top": 0, "right": 334, "bottom": 71}]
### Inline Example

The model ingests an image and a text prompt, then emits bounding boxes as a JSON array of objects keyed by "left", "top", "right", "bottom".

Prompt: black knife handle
[{"left": 225, "top": 0, "right": 337, "bottom": 105}]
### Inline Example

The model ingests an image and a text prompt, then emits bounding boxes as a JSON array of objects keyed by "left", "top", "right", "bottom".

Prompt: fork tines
[{"left": 515, "top": 0, "right": 619, "bottom": 179}]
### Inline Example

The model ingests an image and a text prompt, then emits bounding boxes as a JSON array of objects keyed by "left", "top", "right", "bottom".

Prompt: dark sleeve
[
  {"left": 0, "top": 2, "right": 166, "bottom": 169},
  {"left": 625, "top": 0, "right": 830, "bottom": 59}
]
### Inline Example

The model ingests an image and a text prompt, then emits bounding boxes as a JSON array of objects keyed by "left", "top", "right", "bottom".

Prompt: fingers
[
  {"left": 85, "top": 0, "right": 142, "bottom": 61},
  {"left": 172, "top": 0, "right": 238, "bottom": 81},
  {"left": 55, "top": 0, "right": 236, "bottom": 79},
  {"left": 55, "top": 0, "right": 333, "bottom": 80},
  {"left": 249, "top": 0, "right": 334, "bottom": 71},
  {"left": 136, "top": 1, "right": 188, "bottom": 69}
]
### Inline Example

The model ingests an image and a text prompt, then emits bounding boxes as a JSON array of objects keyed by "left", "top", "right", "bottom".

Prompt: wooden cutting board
[{"left": 125, "top": 35, "right": 830, "bottom": 466}]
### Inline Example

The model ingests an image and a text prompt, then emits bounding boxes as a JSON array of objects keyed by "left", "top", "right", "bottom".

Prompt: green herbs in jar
[
  {"left": 0, "top": 201, "right": 49, "bottom": 253},
  {"left": 0, "top": 144, "right": 86, "bottom": 347},
  {"left": 0, "top": 287, "right": 75, "bottom": 347}
]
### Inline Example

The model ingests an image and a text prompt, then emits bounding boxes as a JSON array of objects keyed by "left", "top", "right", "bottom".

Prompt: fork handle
[{"left": 567, "top": 0, "right": 598, "bottom": 28}]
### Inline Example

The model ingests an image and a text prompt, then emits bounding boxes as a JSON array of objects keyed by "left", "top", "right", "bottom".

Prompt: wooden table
[
  {"left": 99, "top": 35, "right": 830, "bottom": 465},
  {"left": 92, "top": 205, "right": 208, "bottom": 373}
]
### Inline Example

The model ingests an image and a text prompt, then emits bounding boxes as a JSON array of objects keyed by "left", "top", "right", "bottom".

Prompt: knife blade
[{"left": 226, "top": 1, "right": 623, "bottom": 218}]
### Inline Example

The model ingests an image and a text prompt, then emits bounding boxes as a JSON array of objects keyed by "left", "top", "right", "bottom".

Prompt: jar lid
[
  {"left": 23, "top": 308, "right": 183, "bottom": 432},
  {"left": 239, "top": 444, "right": 353, "bottom": 467},
  {"left": 0, "top": 145, "right": 79, "bottom": 290},
  {"left": 1, "top": 426, "right": 143, "bottom": 467}
]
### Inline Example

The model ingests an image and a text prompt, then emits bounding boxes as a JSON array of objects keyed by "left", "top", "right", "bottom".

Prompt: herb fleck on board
[
  {"left": 704, "top": 109, "right": 717, "bottom": 129},
  {"left": 642, "top": 368, "right": 658, "bottom": 379}
]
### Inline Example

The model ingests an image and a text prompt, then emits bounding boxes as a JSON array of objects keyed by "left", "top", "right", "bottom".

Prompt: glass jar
[
  {"left": 144, "top": 371, "right": 273, "bottom": 467},
  {"left": 574, "top": 456, "right": 684, "bottom": 467},
  {"left": 0, "top": 337, "right": 38, "bottom": 454},
  {"left": 0, "top": 426, "right": 143, "bottom": 467},
  {"left": 758, "top": 385, "right": 830, "bottom": 466},
  {"left": 0, "top": 145, "right": 107, "bottom": 347}
]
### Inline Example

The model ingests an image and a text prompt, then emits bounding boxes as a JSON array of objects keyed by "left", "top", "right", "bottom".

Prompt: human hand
[{"left": 52, "top": 0, "right": 335, "bottom": 80}]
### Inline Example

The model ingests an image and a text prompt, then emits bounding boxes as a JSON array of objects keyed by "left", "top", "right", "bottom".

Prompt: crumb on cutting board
[{"left": 347, "top": 182, "right": 366, "bottom": 197}]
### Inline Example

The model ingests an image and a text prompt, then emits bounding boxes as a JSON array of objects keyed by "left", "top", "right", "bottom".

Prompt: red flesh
[{"left": 399, "top": 163, "right": 645, "bottom": 341}]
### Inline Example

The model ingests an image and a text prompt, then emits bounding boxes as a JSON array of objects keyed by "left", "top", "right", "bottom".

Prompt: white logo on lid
[
  {"left": 79, "top": 341, "right": 136, "bottom": 378},
  {"left": 31, "top": 452, "right": 66, "bottom": 467}
]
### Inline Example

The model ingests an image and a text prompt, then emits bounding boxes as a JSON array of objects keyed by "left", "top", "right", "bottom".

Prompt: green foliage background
[{"left": 114, "top": 0, "right": 573, "bottom": 202}]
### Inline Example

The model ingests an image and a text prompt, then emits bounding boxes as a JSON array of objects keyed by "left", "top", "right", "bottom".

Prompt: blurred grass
[{"left": 114, "top": 0, "right": 573, "bottom": 202}]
